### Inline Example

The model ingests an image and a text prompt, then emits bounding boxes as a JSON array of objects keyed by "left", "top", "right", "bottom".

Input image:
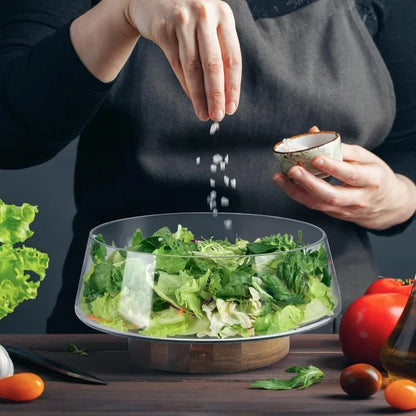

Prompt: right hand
[{"left": 126, "top": 0, "right": 242, "bottom": 121}]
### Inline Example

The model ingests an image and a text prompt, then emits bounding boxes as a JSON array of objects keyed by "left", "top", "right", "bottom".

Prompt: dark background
[{"left": 0, "top": 140, "right": 415, "bottom": 333}]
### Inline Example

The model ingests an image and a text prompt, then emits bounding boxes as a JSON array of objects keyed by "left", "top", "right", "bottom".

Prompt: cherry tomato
[
  {"left": 365, "top": 278, "right": 413, "bottom": 297},
  {"left": 339, "top": 293, "right": 408, "bottom": 368},
  {"left": 0, "top": 373, "right": 44, "bottom": 402},
  {"left": 385, "top": 379, "right": 416, "bottom": 411},
  {"left": 340, "top": 363, "right": 382, "bottom": 398}
]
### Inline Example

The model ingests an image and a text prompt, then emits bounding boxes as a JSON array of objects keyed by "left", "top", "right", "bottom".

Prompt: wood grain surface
[{"left": 0, "top": 334, "right": 397, "bottom": 415}]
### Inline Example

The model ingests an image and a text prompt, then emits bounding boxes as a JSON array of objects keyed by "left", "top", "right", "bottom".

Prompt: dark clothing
[{"left": 0, "top": 0, "right": 414, "bottom": 333}]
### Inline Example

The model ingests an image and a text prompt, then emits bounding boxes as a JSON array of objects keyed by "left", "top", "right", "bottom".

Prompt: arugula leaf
[
  {"left": 246, "top": 233, "right": 300, "bottom": 254},
  {"left": 251, "top": 365, "right": 324, "bottom": 390},
  {"left": 64, "top": 342, "right": 89, "bottom": 356}
]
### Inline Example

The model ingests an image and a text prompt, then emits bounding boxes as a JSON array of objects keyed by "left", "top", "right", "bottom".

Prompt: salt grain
[
  {"left": 220, "top": 197, "right": 229, "bottom": 207},
  {"left": 210, "top": 178, "right": 215, "bottom": 187},
  {"left": 210, "top": 122, "right": 220, "bottom": 135},
  {"left": 276, "top": 138, "right": 308, "bottom": 152},
  {"left": 230, "top": 178, "right": 237, "bottom": 189},
  {"left": 224, "top": 175, "right": 230, "bottom": 187},
  {"left": 220, "top": 161, "right": 226, "bottom": 171},
  {"left": 224, "top": 219, "right": 232, "bottom": 230},
  {"left": 196, "top": 156, "right": 201, "bottom": 165},
  {"left": 212, "top": 154, "right": 222, "bottom": 164},
  {"left": 210, "top": 164, "right": 217, "bottom": 173}
]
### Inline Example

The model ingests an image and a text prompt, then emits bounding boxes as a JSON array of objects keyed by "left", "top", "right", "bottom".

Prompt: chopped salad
[{"left": 79, "top": 225, "right": 337, "bottom": 338}]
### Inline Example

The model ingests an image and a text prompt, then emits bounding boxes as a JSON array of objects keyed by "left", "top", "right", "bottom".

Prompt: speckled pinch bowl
[{"left": 273, "top": 131, "right": 342, "bottom": 179}]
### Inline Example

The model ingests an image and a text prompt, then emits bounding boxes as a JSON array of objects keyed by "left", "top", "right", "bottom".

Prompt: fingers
[
  {"left": 217, "top": 11, "right": 241, "bottom": 116},
  {"left": 194, "top": 1, "right": 241, "bottom": 121},
  {"left": 281, "top": 166, "right": 367, "bottom": 209},
  {"left": 155, "top": 0, "right": 241, "bottom": 122},
  {"left": 194, "top": 8, "right": 226, "bottom": 121},
  {"left": 308, "top": 126, "right": 320, "bottom": 133}
]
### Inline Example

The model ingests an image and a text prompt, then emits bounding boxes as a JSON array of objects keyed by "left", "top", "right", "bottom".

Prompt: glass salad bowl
[{"left": 75, "top": 212, "right": 341, "bottom": 372}]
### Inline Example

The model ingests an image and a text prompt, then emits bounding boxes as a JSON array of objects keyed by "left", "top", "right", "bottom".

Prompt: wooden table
[{"left": 0, "top": 334, "right": 396, "bottom": 415}]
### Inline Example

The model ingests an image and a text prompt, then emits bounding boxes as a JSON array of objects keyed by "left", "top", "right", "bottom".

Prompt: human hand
[
  {"left": 273, "top": 134, "right": 416, "bottom": 230},
  {"left": 126, "top": 0, "right": 242, "bottom": 122}
]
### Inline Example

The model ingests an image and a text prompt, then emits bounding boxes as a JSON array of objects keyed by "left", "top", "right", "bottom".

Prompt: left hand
[{"left": 273, "top": 141, "right": 416, "bottom": 230}]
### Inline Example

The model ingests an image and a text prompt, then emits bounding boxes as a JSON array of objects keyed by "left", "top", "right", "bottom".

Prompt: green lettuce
[
  {"left": 80, "top": 224, "right": 337, "bottom": 338},
  {"left": 0, "top": 200, "right": 49, "bottom": 319}
]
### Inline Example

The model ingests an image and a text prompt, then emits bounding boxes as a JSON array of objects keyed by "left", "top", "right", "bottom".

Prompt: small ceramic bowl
[{"left": 273, "top": 131, "right": 342, "bottom": 179}]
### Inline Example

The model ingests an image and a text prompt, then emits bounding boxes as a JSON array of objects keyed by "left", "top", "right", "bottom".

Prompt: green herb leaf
[
  {"left": 251, "top": 365, "right": 324, "bottom": 390},
  {"left": 64, "top": 342, "right": 89, "bottom": 356}
]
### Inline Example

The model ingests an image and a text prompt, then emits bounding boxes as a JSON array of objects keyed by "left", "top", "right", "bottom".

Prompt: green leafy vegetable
[
  {"left": 251, "top": 365, "right": 324, "bottom": 390},
  {"left": 80, "top": 225, "right": 337, "bottom": 339},
  {"left": 64, "top": 342, "right": 89, "bottom": 356},
  {"left": 0, "top": 200, "right": 49, "bottom": 320}
]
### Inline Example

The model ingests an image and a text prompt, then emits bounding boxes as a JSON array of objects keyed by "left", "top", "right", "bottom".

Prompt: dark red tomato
[
  {"left": 365, "top": 277, "right": 413, "bottom": 297},
  {"left": 340, "top": 363, "right": 382, "bottom": 398},
  {"left": 339, "top": 293, "right": 408, "bottom": 368}
]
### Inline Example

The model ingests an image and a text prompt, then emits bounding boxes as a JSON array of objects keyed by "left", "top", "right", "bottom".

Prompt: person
[{"left": 0, "top": 0, "right": 415, "bottom": 333}]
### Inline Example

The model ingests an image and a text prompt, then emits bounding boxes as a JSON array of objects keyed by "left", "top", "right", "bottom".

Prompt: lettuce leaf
[
  {"left": 80, "top": 224, "right": 337, "bottom": 338},
  {"left": 0, "top": 200, "right": 49, "bottom": 319}
]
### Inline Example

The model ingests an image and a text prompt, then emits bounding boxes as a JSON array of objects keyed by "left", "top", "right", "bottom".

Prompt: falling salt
[
  {"left": 212, "top": 154, "right": 223, "bottom": 164},
  {"left": 203, "top": 122, "right": 237, "bottom": 227},
  {"left": 220, "top": 197, "right": 229, "bottom": 207},
  {"left": 196, "top": 156, "right": 201, "bottom": 165},
  {"left": 210, "top": 122, "right": 220, "bottom": 135},
  {"left": 224, "top": 219, "right": 232, "bottom": 230}
]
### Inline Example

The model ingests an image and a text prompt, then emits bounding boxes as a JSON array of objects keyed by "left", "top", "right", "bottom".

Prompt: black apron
[{"left": 48, "top": 0, "right": 395, "bottom": 333}]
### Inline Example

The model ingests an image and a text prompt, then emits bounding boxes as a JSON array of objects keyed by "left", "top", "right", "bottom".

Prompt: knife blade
[{"left": 3, "top": 345, "right": 107, "bottom": 385}]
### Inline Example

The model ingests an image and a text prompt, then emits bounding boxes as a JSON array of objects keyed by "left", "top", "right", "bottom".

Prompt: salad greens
[
  {"left": 64, "top": 342, "right": 89, "bottom": 356},
  {"left": 80, "top": 224, "right": 337, "bottom": 338},
  {"left": 0, "top": 200, "right": 49, "bottom": 320},
  {"left": 251, "top": 365, "right": 324, "bottom": 390}
]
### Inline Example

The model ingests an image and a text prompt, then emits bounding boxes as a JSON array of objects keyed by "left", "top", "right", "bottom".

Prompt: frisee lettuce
[
  {"left": 0, "top": 200, "right": 49, "bottom": 319},
  {"left": 80, "top": 225, "right": 337, "bottom": 338}
]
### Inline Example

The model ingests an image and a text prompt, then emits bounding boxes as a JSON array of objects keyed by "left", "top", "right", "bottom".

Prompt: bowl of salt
[{"left": 273, "top": 131, "right": 342, "bottom": 179}]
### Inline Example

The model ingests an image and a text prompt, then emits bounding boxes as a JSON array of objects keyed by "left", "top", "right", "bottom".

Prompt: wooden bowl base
[{"left": 128, "top": 336, "right": 290, "bottom": 373}]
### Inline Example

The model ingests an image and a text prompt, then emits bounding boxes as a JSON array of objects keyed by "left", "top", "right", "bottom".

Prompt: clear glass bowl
[{"left": 75, "top": 212, "right": 341, "bottom": 343}]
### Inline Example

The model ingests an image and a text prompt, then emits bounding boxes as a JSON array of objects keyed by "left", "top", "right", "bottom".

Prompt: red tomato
[
  {"left": 365, "top": 277, "right": 413, "bottom": 297},
  {"left": 339, "top": 293, "right": 408, "bottom": 368},
  {"left": 0, "top": 373, "right": 44, "bottom": 402},
  {"left": 385, "top": 379, "right": 416, "bottom": 411}
]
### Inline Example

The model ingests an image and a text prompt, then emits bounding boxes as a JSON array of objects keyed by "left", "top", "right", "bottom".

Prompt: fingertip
[
  {"left": 273, "top": 173, "right": 285, "bottom": 185},
  {"left": 211, "top": 108, "right": 225, "bottom": 122},
  {"left": 225, "top": 101, "right": 237, "bottom": 115},
  {"left": 198, "top": 111, "right": 209, "bottom": 121}
]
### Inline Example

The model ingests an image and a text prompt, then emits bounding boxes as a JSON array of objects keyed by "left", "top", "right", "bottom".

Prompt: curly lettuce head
[{"left": 0, "top": 199, "right": 49, "bottom": 319}]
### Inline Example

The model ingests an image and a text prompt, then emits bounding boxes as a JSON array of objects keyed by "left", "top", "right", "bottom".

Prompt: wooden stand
[{"left": 128, "top": 336, "right": 290, "bottom": 373}]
